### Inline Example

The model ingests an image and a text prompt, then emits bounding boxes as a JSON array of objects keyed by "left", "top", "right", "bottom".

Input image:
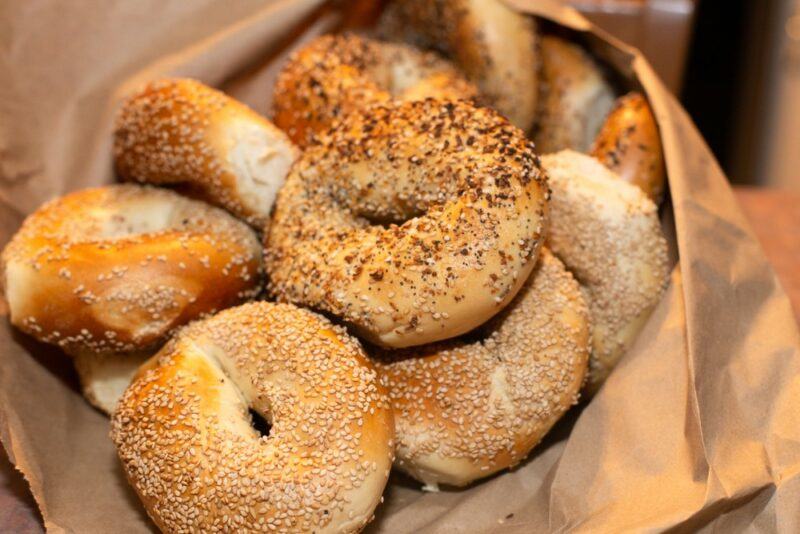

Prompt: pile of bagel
[{"left": 1, "top": 1, "right": 670, "bottom": 532}]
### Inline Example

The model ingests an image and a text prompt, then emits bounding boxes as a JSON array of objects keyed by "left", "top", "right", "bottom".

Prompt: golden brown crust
[
  {"left": 1, "top": 184, "right": 262, "bottom": 356},
  {"left": 541, "top": 151, "right": 669, "bottom": 391},
  {"left": 265, "top": 99, "right": 549, "bottom": 348},
  {"left": 533, "top": 36, "right": 615, "bottom": 153},
  {"left": 378, "top": 0, "right": 540, "bottom": 131},
  {"left": 114, "top": 78, "right": 299, "bottom": 228},
  {"left": 373, "top": 250, "right": 590, "bottom": 487},
  {"left": 272, "top": 33, "right": 478, "bottom": 147},
  {"left": 591, "top": 92, "right": 666, "bottom": 203},
  {"left": 111, "top": 302, "right": 395, "bottom": 534}
]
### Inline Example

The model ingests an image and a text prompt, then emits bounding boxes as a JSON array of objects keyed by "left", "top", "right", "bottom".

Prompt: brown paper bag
[{"left": 1, "top": 1, "right": 798, "bottom": 532}]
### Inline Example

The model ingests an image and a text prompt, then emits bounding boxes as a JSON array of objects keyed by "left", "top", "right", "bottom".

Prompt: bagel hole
[
  {"left": 248, "top": 408, "right": 271, "bottom": 438},
  {"left": 97, "top": 200, "right": 177, "bottom": 238}
]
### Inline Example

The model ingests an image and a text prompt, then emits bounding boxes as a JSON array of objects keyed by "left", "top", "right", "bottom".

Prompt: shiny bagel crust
[
  {"left": 542, "top": 151, "right": 669, "bottom": 391},
  {"left": 374, "top": 249, "right": 590, "bottom": 487},
  {"left": 591, "top": 92, "right": 666, "bottom": 203},
  {"left": 114, "top": 78, "right": 299, "bottom": 228},
  {"left": 111, "top": 302, "right": 395, "bottom": 533},
  {"left": 265, "top": 99, "right": 549, "bottom": 348},
  {"left": 0, "top": 184, "right": 262, "bottom": 356},
  {"left": 378, "top": 0, "right": 540, "bottom": 131},
  {"left": 272, "top": 33, "right": 479, "bottom": 147},
  {"left": 533, "top": 36, "right": 615, "bottom": 153}
]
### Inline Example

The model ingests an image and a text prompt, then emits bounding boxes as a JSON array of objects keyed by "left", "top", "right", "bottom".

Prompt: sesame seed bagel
[
  {"left": 111, "top": 301, "right": 395, "bottom": 534},
  {"left": 533, "top": 36, "right": 615, "bottom": 153},
  {"left": 114, "top": 78, "right": 299, "bottom": 228},
  {"left": 272, "top": 33, "right": 479, "bottom": 147},
  {"left": 541, "top": 151, "right": 669, "bottom": 391},
  {"left": 0, "top": 184, "right": 262, "bottom": 357},
  {"left": 591, "top": 92, "right": 666, "bottom": 203},
  {"left": 378, "top": 0, "right": 541, "bottom": 132},
  {"left": 265, "top": 99, "right": 549, "bottom": 349},
  {"left": 373, "top": 249, "right": 590, "bottom": 488}
]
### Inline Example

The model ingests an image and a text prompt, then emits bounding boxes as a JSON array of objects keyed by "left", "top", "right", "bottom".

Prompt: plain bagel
[
  {"left": 533, "top": 35, "right": 615, "bottom": 153},
  {"left": 591, "top": 91, "right": 666, "bottom": 203},
  {"left": 115, "top": 78, "right": 299, "bottom": 228},
  {"left": 374, "top": 249, "right": 590, "bottom": 488},
  {"left": 266, "top": 99, "right": 549, "bottom": 348},
  {"left": 541, "top": 150, "right": 669, "bottom": 391},
  {"left": 272, "top": 33, "right": 479, "bottom": 147},
  {"left": 378, "top": 0, "right": 541, "bottom": 131},
  {"left": 111, "top": 301, "right": 395, "bottom": 533},
  {"left": 0, "top": 184, "right": 262, "bottom": 358},
  {"left": 73, "top": 349, "right": 152, "bottom": 415}
]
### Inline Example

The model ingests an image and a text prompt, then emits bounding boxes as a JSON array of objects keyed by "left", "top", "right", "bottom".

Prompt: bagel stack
[
  {"left": 273, "top": 33, "right": 479, "bottom": 147},
  {"left": 0, "top": 2, "right": 676, "bottom": 530}
]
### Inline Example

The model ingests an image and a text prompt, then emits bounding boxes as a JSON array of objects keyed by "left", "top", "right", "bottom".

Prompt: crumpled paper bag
[{"left": 0, "top": 1, "right": 798, "bottom": 532}]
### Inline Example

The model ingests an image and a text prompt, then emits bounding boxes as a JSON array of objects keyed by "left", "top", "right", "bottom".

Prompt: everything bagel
[
  {"left": 272, "top": 33, "right": 479, "bottom": 147},
  {"left": 266, "top": 99, "right": 549, "bottom": 348},
  {"left": 374, "top": 249, "right": 590, "bottom": 488},
  {"left": 591, "top": 92, "right": 666, "bottom": 203},
  {"left": 111, "top": 301, "right": 395, "bottom": 533}
]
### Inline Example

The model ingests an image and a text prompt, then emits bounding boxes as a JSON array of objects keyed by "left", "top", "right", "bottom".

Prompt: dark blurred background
[{"left": 571, "top": 0, "right": 800, "bottom": 191}]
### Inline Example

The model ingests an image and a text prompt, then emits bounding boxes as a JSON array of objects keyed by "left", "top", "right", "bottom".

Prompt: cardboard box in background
[{"left": 736, "top": 0, "right": 800, "bottom": 190}]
